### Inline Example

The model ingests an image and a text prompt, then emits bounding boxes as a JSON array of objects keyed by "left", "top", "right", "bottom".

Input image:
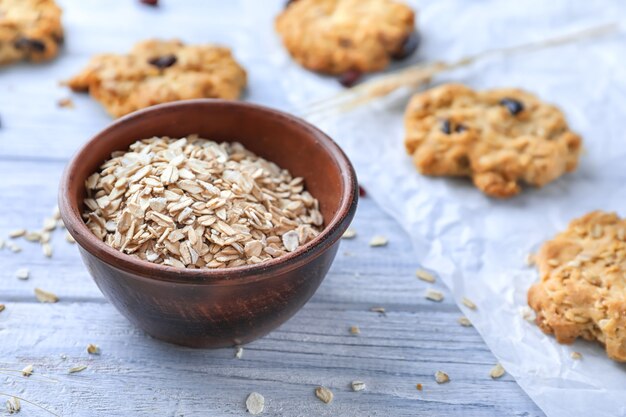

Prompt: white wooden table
[{"left": 0, "top": 0, "right": 545, "bottom": 415}]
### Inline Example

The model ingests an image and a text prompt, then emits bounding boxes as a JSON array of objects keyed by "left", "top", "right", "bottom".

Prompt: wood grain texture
[{"left": 0, "top": 0, "right": 545, "bottom": 415}]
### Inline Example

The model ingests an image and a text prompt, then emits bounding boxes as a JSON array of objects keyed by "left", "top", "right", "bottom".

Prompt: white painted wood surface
[{"left": 0, "top": 0, "right": 544, "bottom": 415}]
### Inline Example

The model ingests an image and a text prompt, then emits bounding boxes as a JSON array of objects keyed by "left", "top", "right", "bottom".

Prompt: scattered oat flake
[
  {"left": 342, "top": 227, "right": 357, "bottom": 239},
  {"left": 57, "top": 97, "right": 75, "bottom": 108},
  {"left": 416, "top": 268, "right": 435, "bottom": 283},
  {"left": 0, "top": 304, "right": 5, "bottom": 313},
  {"left": 369, "top": 235, "right": 388, "bottom": 247},
  {"left": 42, "top": 243, "right": 53, "bottom": 258},
  {"left": 370, "top": 306, "right": 385, "bottom": 314},
  {"left": 434, "top": 371, "right": 450, "bottom": 384},
  {"left": 6, "top": 397, "right": 20, "bottom": 414},
  {"left": 43, "top": 217, "right": 57, "bottom": 232},
  {"left": 519, "top": 306, "right": 536, "bottom": 322},
  {"left": 34, "top": 288, "right": 58, "bottom": 303},
  {"left": 15, "top": 268, "right": 29, "bottom": 280},
  {"left": 490, "top": 363, "right": 506, "bottom": 379},
  {"left": 8, "top": 229, "right": 26, "bottom": 238},
  {"left": 65, "top": 231, "right": 76, "bottom": 243},
  {"left": 68, "top": 365, "right": 87, "bottom": 374},
  {"left": 457, "top": 316, "right": 472, "bottom": 327},
  {"left": 315, "top": 386, "right": 333, "bottom": 404},
  {"left": 571, "top": 351, "right": 582, "bottom": 360},
  {"left": 21, "top": 364, "right": 33, "bottom": 377},
  {"left": 351, "top": 381, "right": 366, "bottom": 391},
  {"left": 416, "top": 383, "right": 423, "bottom": 391},
  {"left": 245, "top": 392, "right": 264, "bottom": 415},
  {"left": 87, "top": 344, "right": 100, "bottom": 355},
  {"left": 235, "top": 346, "right": 243, "bottom": 359},
  {"left": 525, "top": 253, "right": 535, "bottom": 266},
  {"left": 9, "top": 244, "right": 21, "bottom": 253},
  {"left": 462, "top": 297, "right": 477, "bottom": 310},
  {"left": 425, "top": 289, "right": 444, "bottom": 302},
  {"left": 349, "top": 325, "right": 360, "bottom": 335},
  {"left": 24, "top": 231, "right": 41, "bottom": 242}
]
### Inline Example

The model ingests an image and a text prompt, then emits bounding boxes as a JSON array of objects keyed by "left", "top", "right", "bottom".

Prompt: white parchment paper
[{"left": 256, "top": 0, "right": 626, "bottom": 416}]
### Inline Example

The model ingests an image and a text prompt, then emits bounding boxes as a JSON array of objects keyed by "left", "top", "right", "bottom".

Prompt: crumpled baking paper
[{"left": 261, "top": 0, "right": 626, "bottom": 415}]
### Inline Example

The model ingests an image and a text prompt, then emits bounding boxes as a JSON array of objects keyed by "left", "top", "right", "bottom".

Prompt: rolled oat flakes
[{"left": 83, "top": 136, "right": 323, "bottom": 269}]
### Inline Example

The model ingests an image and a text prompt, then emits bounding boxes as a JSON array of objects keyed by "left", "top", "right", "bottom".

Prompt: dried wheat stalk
[{"left": 303, "top": 22, "right": 618, "bottom": 118}]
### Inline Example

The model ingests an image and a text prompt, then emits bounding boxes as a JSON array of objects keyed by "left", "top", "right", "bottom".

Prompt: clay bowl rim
[{"left": 59, "top": 99, "right": 358, "bottom": 286}]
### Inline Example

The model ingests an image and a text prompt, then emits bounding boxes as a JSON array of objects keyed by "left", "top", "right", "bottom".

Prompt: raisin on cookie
[
  {"left": 0, "top": 0, "right": 63, "bottom": 65},
  {"left": 528, "top": 211, "right": 626, "bottom": 362},
  {"left": 404, "top": 84, "right": 582, "bottom": 198},
  {"left": 275, "top": 0, "right": 417, "bottom": 75},
  {"left": 65, "top": 39, "right": 247, "bottom": 118}
]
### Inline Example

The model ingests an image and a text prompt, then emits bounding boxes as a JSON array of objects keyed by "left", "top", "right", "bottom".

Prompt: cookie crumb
[
  {"left": 349, "top": 325, "right": 360, "bottom": 335},
  {"left": 489, "top": 363, "right": 506, "bottom": 379},
  {"left": 351, "top": 381, "right": 366, "bottom": 392},
  {"left": 342, "top": 228, "right": 357, "bottom": 239},
  {"left": 425, "top": 289, "right": 444, "bottom": 302},
  {"left": 434, "top": 371, "right": 449, "bottom": 384},
  {"left": 57, "top": 98, "right": 75, "bottom": 109},
  {"left": 570, "top": 351, "right": 582, "bottom": 360},
  {"left": 525, "top": 253, "right": 535, "bottom": 266},
  {"left": 0, "top": 304, "right": 5, "bottom": 313},
  {"left": 245, "top": 392, "right": 264, "bottom": 415},
  {"left": 461, "top": 297, "right": 476, "bottom": 310},
  {"left": 87, "top": 344, "right": 100, "bottom": 355},
  {"left": 416, "top": 383, "right": 423, "bottom": 391},
  {"left": 369, "top": 235, "right": 388, "bottom": 247},
  {"left": 369, "top": 306, "right": 386, "bottom": 315},
  {"left": 416, "top": 268, "right": 435, "bottom": 283},
  {"left": 315, "top": 386, "right": 333, "bottom": 404}
]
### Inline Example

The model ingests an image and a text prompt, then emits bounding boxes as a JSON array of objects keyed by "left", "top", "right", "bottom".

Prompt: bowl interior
[{"left": 62, "top": 99, "right": 357, "bottom": 280}]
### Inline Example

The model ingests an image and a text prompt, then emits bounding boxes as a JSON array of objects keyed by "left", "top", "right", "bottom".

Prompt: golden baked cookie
[
  {"left": 404, "top": 84, "right": 582, "bottom": 198},
  {"left": 65, "top": 39, "right": 247, "bottom": 118},
  {"left": 0, "top": 0, "right": 63, "bottom": 65},
  {"left": 275, "top": 0, "right": 417, "bottom": 76},
  {"left": 528, "top": 211, "right": 626, "bottom": 362}
]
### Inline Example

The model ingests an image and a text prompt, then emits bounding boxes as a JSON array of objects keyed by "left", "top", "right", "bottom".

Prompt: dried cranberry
[
  {"left": 392, "top": 31, "right": 420, "bottom": 60},
  {"left": 339, "top": 70, "right": 362, "bottom": 88},
  {"left": 140, "top": 0, "right": 158, "bottom": 5},
  {"left": 441, "top": 119, "right": 452, "bottom": 134},
  {"left": 14, "top": 38, "right": 46, "bottom": 52},
  {"left": 358, "top": 185, "right": 367, "bottom": 197},
  {"left": 500, "top": 98, "right": 524, "bottom": 116},
  {"left": 456, "top": 124, "right": 468, "bottom": 133},
  {"left": 148, "top": 54, "right": 177, "bottom": 69}
]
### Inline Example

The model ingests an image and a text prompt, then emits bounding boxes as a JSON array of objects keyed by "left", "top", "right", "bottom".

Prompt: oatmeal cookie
[
  {"left": 65, "top": 39, "right": 247, "bottom": 118},
  {"left": 404, "top": 84, "right": 582, "bottom": 198},
  {"left": 528, "top": 211, "right": 626, "bottom": 362},
  {"left": 0, "top": 0, "right": 63, "bottom": 65},
  {"left": 275, "top": 0, "right": 417, "bottom": 75}
]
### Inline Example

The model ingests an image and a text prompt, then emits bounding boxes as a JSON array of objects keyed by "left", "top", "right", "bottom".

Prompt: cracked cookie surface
[
  {"left": 528, "top": 211, "right": 626, "bottom": 362},
  {"left": 65, "top": 39, "right": 247, "bottom": 118},
  {"left": 275, "top": 0, "right": 416, "bottom": 75},
  {"left": 404, "top": 84, "right": 582, "bottom": 198},
  {"left": 0, "top": 0, "right": 63, "bottom": 65}
]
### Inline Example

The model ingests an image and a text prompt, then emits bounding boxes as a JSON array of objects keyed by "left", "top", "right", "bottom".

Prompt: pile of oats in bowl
[{"left": 83, "top": 135, "right": 324, "bottom": 269}]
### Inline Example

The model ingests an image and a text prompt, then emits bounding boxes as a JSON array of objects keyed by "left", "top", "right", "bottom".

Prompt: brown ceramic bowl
[{"left": 59, "top": 100, "right": 358, "bottom": 348}]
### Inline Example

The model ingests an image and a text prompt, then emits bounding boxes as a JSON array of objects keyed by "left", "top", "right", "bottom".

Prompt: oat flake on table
[
  {"left": 83, "top": 136, "right": 323, "bottom": 269},
  {"left": 245, "top": 392, "right": 265, "bottom": 415}
]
